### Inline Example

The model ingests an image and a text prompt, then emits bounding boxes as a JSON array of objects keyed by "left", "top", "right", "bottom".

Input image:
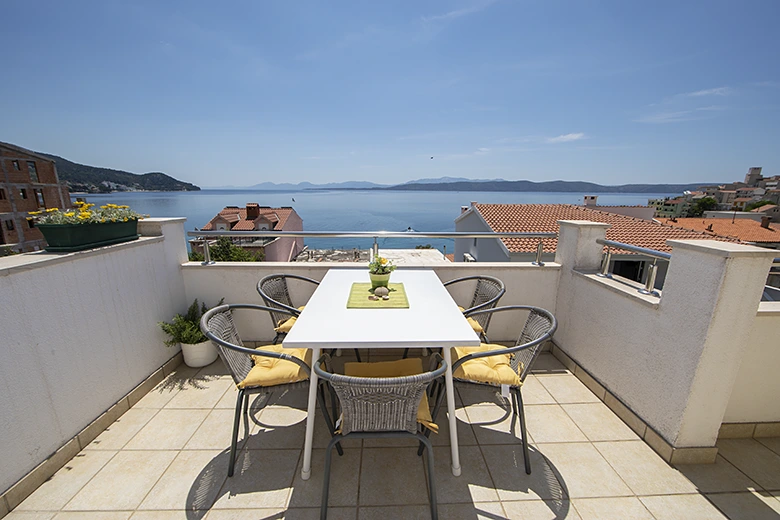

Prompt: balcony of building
[{"left": 0, "top": 218, "right": 778, "bottom": 519}]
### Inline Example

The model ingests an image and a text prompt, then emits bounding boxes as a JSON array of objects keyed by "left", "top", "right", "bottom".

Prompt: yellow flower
[
  {"left": 46, "top": 208, "right": 59, "bottom": 212},
  {"left": 380, "top": 258, "right": 388, "bottom": 265},
  {"left": 63, "top": 212, "right": 75, "bottom": 217},
  {"left": 28, "top": 210, "right": 42, "bottom": 215}
]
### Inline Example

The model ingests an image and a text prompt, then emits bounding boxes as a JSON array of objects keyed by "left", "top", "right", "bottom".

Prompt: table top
[{"left": 282, "top": 269, "right": 481, "bottom": 350}]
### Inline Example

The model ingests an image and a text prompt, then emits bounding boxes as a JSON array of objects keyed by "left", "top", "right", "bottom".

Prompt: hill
[
  {"left": 38, "top": 152, "right": 200, "bottom": 193},
  {"left": 379, "top": 179, "right": 718, "bottom": 193}
]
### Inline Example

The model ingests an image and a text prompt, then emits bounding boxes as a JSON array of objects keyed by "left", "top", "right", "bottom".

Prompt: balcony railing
[
  {"left": 186, "top": 230, "right": 557, "bottom": 265},
  {"left": 596, "top": 238, "right": 671, "bottom": 297}
]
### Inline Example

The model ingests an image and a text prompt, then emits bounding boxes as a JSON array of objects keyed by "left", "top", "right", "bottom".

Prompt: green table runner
[{"left": 347, "top": 283, "right": 409, "bottom": 309}]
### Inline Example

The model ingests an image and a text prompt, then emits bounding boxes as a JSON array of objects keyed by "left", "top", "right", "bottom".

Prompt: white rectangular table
[{"left": 283, "top": 268, "right": 480, "bottom": 480}]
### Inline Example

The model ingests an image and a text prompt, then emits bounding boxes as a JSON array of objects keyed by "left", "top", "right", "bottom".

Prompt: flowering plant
[
  {"left": 27, "top": 201, "right": 146, "bottom": 225},
  {"left": 368, "top": 255, "right": 396, "bottom": 275}
]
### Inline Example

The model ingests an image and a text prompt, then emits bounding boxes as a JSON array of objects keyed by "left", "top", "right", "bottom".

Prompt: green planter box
[{"left": 37, "top": 220, "right": 140, "bottom": 252}]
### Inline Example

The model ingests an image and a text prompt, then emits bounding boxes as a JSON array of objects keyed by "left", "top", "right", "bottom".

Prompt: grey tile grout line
[{"left": 125, "top": 368, "right": 226, "bottom": 515}]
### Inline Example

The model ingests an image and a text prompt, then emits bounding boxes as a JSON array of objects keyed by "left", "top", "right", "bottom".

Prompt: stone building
[{"left": 0, "top": 142, "right": 71, "bottom": 253}]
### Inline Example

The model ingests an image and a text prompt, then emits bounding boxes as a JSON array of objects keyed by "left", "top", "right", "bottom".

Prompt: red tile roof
[
  {"left": 664, "top": 218, "right": 780, "bottom": 244},
  {"left": 201, "top": 205, "right": 296, "bottom": 231},
  {"left": 472, "top": 204, "right": 738, "bottom": 255},
  {"left": 752, "top": 204, "right": 778, "bottom": 213}
]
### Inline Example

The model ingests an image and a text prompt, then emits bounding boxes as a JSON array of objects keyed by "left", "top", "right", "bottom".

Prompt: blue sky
[{"left": 1, "top": 0, "right": 779, "bottom": 186}]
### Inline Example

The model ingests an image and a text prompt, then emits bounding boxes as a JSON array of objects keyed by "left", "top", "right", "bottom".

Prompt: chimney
[
  {"left": 461, "top": 206, "right": 469, "bottom": 214},
  {"left": 246, "top": 203, "right": 260, "bottom": 220},
  {"left": 583, "top": 195, "right": 598, "bottom": 207},
  {"left": 761, "top": 216, "right": 771, "bottom": 229}
]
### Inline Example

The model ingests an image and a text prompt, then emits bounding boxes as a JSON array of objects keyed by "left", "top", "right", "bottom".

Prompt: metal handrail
[
  {"left": 595, "top": 239, "right": 672, "bottom": 261},
  {"left": 186, "top": 230, "right": 557, "bottom": 239},
  {"left": 186, "top": 230, "right": 557, "bottom": 266},
  {"left": 595, "top": 238, "right": 671, "bottom": 297}
]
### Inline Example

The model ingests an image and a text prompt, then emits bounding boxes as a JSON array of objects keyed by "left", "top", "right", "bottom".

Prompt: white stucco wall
[
  {"left": 723, "top": 302, "right": 780, "bottom": 423},
  {"left": 0, "top": 218, "right": 188, "bottom": 494},
  {"left": 182, "top": 262, "right": 560, "bottom": 343},
  {"left": 554, "top": 221, "right": 777, "bottom": 448},
  {"left": 453, "top": 210, "right": 509, "bottom": 262}
]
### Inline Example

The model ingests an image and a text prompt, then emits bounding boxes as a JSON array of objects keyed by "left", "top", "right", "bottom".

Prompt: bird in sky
[
  {"left": 292, "top": 197, "right": 295, "bottom": 202},
  {"left": 430, "top": 157, "right": 434, "bottom": 159}
]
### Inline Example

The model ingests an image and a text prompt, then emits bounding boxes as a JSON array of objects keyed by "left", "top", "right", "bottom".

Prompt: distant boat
[{"left": 405, "top": 226, "right": 416, "bottom": 232}]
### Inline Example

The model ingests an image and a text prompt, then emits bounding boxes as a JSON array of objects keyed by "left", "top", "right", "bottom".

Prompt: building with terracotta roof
[
  {"left": 454, "top": 202, "right": 739, "bottom": 287},
  {"left": 663, "top": 217, "right": 780, "bottom": 250},
  {"left": 1, "top": 142, "right": 72, "bottom": 253},
  {"left": 198, "top": 203, "right": 303, "bottom": 261},
  {"left": 751, "top": 204, "right": 780, "bottom": 223}
]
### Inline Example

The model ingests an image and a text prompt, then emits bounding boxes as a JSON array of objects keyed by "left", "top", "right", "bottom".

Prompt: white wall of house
[
  {"left": 0, "top": 218, "right": 187, "bottom": 495},
  {"left": 723, "top": 302, "right": 780, "bottom": 423},
  {"left": 454, "top": 209, "right": 509, "bottom": 262},
  {"left": 262, "top": 211, "right": 304, "bottom": 262}
]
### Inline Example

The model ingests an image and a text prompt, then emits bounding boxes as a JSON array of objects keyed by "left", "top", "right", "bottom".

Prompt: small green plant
[
  {"left": 368, "top": 255, "right": 397, "bottom": 274},
  {"left": 159, "top": 298, "right": 223, "bottom": 347}
]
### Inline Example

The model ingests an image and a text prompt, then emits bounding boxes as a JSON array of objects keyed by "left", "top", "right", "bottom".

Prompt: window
[
  {"left": 19, "top": 189, "right": 27, "bottom": 199},
  {"left": 12, "top": 160, "right": 20, "bottom": 170},
  {"left": 5, "top": 219, "right": 14, "bottom": 231},
  {"left": 0, "top": 189, "right": 5, "bottom": 200},
  {"left": 28, "top": 219, "right": 35, "bottom": 229},
  {"left": 27, "top": 161, "right": 38, "bottom": 182},
  {"left": 35, "top": 189, "right": 45, "bottom": 207}
]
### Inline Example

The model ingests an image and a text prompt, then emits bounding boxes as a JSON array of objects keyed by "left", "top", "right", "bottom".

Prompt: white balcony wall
[
  {"left": 723, "top": 302, "right": 780, "bottom": 423},
  {"left": 553, "top": 221, "right": 777, "bottom": 449},
  {"left": 182, "top": 262, "right": 560, "bottom": 343},
  {"left": 0, "top": 218, "right": 187, "bottom": 494}
]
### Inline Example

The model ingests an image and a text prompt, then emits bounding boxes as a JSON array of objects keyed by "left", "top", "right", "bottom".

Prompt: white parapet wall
[
  {"left": 181, "top": 262, "right": 561, "bottom": 343},
  {"left": 0, "top": 218, "right": 188, "bottom": 495},
  {"left": 723, "top": 302, "right": 780, "bottom": 423},
  {"left": 553, "top": 220, "right": 778, "bottom": 450}
]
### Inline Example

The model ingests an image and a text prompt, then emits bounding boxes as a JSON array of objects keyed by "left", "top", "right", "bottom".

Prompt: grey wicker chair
[
  {"left": 446, "top": 275, "right": 506, "bottom": 342},
  {"left": 315, "top": 354, "right": 447, "bottom": 520},
  {"left": 258, "top": 273, "right": 361, "bottom": 361},
  {"left": 403, "top": 275, "right": 506, "bottom": 359},
  {"left": 200, "top": 303, "right": 340, "bottom": 477},
  {"left": 449, "top": 305, "right": 556, "bottom": 474}
]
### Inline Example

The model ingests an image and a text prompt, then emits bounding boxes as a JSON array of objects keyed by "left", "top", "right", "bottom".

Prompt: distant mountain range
[
  {"left": 211, "top": 177, "right": 719, "bottom": 194},
  {"left": 38, "top": 152, "right": 200, "bottom": 193},
  {"left": 379, "top": 179, "right": 718, "bottom": 193}
]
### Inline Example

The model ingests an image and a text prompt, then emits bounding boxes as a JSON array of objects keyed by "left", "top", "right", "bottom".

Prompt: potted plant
[
  {"left": 27, "top": 201, "right": 147, "bottom": 252},
  {"left": 159, "top": 298, "right": 223, "bottom": 368},
  {"left": 368, "top": 255, "right": 397, "bottom": 289}
]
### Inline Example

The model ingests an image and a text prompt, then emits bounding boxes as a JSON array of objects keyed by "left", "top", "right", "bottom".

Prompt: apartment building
[{"left": 0, "top": 142, "right": 71, "bottom": 253}]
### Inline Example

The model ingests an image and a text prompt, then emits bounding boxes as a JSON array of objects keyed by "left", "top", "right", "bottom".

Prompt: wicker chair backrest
[
  {"left": 258, "top": 275, "right": 295, "bottom": 329},
  {"left": 206, "top": 310, "right": 253, "bottom": 385},
  {"left": 326, "top": 370, "right": 441, "bottom": 435},
  {"left": 467, "top": 277, "right": 504, "bottom": 331},
  {"left": 512, "top": 309, "right": 555, "bottom": 381}
]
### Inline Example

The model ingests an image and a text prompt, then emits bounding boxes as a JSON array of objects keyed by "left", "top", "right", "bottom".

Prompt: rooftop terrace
[
  {"left": 7, "top": 350, "right": 780, "bottom": 520},
  {"left": 1, "top": 218, "right": 778, "bottom": 519}
]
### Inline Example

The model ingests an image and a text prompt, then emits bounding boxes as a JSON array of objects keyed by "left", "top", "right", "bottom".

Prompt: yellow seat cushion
[
  {"left": 238, "top": 344, "right": 312, "bottom": 388},
  {"left": 452, "top": 343, "right": 522, "bottom": 387},
  {"left": 274, "top": 306, "right": 306, "bottom": 333},
  {"left": 343, "top": 358, "right": 438, "bottom": 433},
  {"left": 458, "top": 306, "right": 484, "bottom": 334}
]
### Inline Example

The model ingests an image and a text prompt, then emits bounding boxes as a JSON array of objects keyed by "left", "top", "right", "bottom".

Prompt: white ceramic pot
[{"left": 181, "top": 340, "right": 219, "bottom": 368}]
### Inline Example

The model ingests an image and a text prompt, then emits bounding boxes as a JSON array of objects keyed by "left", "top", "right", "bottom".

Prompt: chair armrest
[{"left": 201, "top": 303, "right": 311, "bottom": 374}]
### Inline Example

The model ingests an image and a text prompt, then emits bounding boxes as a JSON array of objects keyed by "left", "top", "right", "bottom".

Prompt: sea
[{"left": 74, "top": 190, "right": 676, "bottom": 251}]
